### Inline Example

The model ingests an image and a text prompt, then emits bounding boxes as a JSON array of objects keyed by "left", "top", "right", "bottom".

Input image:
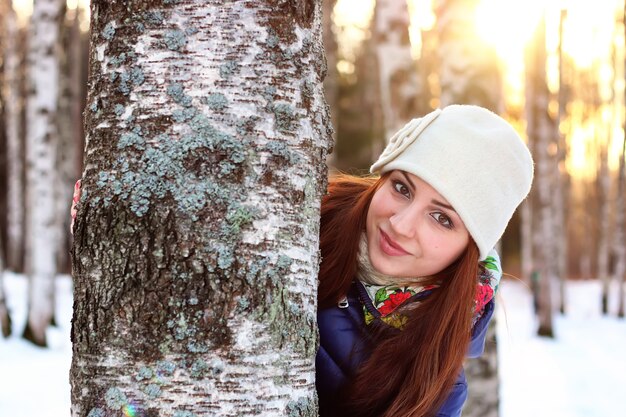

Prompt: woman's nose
[{"left": 389, "top": 207, "right": 419, "bottom": 239}]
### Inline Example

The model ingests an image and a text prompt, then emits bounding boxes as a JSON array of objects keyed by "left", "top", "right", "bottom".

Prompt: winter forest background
[{"left": 0, "top": 0, "right": 625, "bottom": 416}]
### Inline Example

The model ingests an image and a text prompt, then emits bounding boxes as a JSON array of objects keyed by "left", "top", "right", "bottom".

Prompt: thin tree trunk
[
  {"left": 0, "top": 0, "right": 12, "bottom": 339},
  {"left": 70, "top": 1, "right": 331, "bottom": 416},
  {"left": 4, "top": 0, "right": 24, "bottom": 273},
  {"left": 55, "top": 4, "right": 74, "bottom": 274},
  {"left": 616, "top": 14, "right": 626, "bottom": 316},
  {"left": 22, "top": 0, "right": 65, "bottom": 347},
  {"left": 434, "top": 0, "right": 502, "bottom": 111},
  {"left": 555, "top": 8, "right": 569, "bottom": 313},
  {"left": 434, "top": 1, "right": 504, "bottom": 415},
  {"left": 322, "top": 0, "right": 338, "bottom": 168},
  {"left": 0, "top": 236, "right": 11, "bottom": 338},
  {"left": 521, "top": 199, "right": 533, "bottom": 280},
  {"left": 615, "top": 136, "right": 626, "bottom": 318},
  {"left": 597, "top": 130, "right": 612, "bottom": 315},
  {"left": 373, "top": 0, "right": 421, "bottom": 139},
  {"left": 526, "top": 13, "right": 555, "bottom": 338}
]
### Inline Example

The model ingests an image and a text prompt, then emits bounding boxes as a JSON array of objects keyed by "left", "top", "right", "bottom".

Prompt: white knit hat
[{"left": 370, "top": 105, "right": 534, "bottom": 261}]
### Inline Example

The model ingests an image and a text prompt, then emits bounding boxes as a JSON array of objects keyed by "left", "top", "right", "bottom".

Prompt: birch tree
[
  {"left": 597, "top": 114, "right": 612, "bottom": 315},
  {"left": 433, "top": 1, "right": 504, "bottom": 415},
  {"left": 615, "top": 134, "right": 626, "bottom": 318},
  {"left": 0, "top": 237, "right": 11, "bottom": 338},
  {"left": 322, "top": 0, "right": 338, "bottom": 129},
  {"left": 55, "top": 6, "right": 79, "bottom": 273},
  {"left": 554, "top": 8, "right": 570, "bottom": 313},
  {"left": 3, "top": 0, "right": 24, "bottom": 272},
  {"left": 616, "top": 8, "right": 626, "bottom": 317},
  {"left": 433, "top": 0, "right": 502, "bottom": 110},
  {"left": 22, "top": 0, "right": 66, "bottom": 346},
  {"left": 0, "top": 0, "right": 10, "bottom": 338},
  {"left": 372, "top": 0, "right": 421, "bottom": 141},
  {"left": 525, "top": 13, "right": 556, "bottom": 337},
  {"left": 70, "top": 1, "right": 331, "bottom": 416},
  {"left": 322, "top": 0, "right": 338, "bottom": 169}
]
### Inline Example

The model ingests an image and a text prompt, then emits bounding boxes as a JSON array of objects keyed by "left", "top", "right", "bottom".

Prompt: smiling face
[{"left": 365, "top": 170, "right": 470, "bottom": 278}]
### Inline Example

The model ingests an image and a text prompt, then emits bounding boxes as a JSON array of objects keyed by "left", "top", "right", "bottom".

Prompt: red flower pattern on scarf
[
  {"left": 475, "top": 284, "right": 494, "bottom": 313},
  {"left": 378, "top": 290, "right": 412, "bottom": 316}
]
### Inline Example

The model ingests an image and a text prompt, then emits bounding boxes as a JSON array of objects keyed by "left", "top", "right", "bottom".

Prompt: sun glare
[
  {"left": 475, "top": 0, "right": 545, "bottom": 62},
  {"left": 333, "top": 0, "right": 375, "bottom": 64},
  {"left": 12, "top": 0, "right": 89, "bottom": 25}
]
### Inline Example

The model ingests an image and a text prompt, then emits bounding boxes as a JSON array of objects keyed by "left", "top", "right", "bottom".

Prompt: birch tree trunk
[
  {"left": 0, "top": 0, "right": 11, "bottom": 339},
  {"left": 70, "top": 1, "right": 331, "bottom": 416},
  {"left": 373, "top": 0, "right": 421, "bottom": 141},
  {"left": 521, "top": 199, "right": 533, "bottom": 281},
  {"left": 322, "top": 0, "right": 338, "bottom": 169},
  {"left": 525, "top": 13, "right": 556, "bottom": 338},
  {"left": 597, "top": 121, "right": 612, "bottom": 315},
  {"left": 434, "top": 0, "right": 502, "bottom": 110},
  {"left": 22, "top": 0, "right": 65, "bottom": 346},
  {"left": 433, "top": 2, "right": 504, "bottom": 416},
  {"left": 615, "top": 135, "right": 626, "bottom": 318},
  {"left": 555, "top": 8, "right": 569, "bottom": 313},
  {"left": 616, "top": 15, "right": 626, "bottom": 317},
  {"left": 55, "top": 5, "right": 75, "bottom": 274},
  {"left": 3, "top": 0, "right": 24, "bottom": 272},
  {"left": 0, "top": 235, "right": 11, "bottom": 338}
]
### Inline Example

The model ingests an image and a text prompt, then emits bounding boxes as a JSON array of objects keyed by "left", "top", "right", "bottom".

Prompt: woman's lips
[{"left": 379, "top": 229, "right": 410, "bottom": 256}]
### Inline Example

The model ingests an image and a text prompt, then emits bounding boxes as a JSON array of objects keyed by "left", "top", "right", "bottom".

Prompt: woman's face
[{"left": 366, "top": 170, "right": 470, "bottom": 278}]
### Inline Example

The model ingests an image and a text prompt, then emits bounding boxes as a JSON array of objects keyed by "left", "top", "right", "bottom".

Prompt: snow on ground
[
  {"left": 0, "top": 272, "right": 73, "bottom": 417},
  {"left": 497, "top": 278, "right": 626, "bottom": 417},
  {"left": 1, "top": 272, "right": 625, "bottom": 416}
]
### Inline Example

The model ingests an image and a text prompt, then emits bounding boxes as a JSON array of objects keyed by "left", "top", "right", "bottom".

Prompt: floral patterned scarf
[{"left": 356, "top": 233, "right": 502, "bottom": 329}]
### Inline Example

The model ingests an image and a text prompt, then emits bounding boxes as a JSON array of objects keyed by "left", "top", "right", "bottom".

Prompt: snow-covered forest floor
[{"left": 1, "top": 272, "right": 625, "bottom": 416}]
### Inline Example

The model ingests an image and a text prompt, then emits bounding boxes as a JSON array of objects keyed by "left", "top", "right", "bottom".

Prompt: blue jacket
[{"left": 316, "top": 281, "right": 495, "bottom": 417}]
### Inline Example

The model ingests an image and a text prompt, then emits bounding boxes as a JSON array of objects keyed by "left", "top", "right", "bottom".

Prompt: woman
[{"left": 316, "top": 105, "right": 534, "bottom": 417}]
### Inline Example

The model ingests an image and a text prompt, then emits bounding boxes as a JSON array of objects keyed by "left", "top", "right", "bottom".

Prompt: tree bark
[
  {"left": 372, "top": 0, "right": 421, "bottom": 140},
  {"left": 615, "top": 136, "right": 626, "bottom": 318},
  {"left": 3, "top": 0, "right": 24, "bottom": 273},
  {"left": 322, "top": 0, "right": 337, "bottom": 168},
  {"left": 0, "top": 236, "right": 11, "bottom": 338},
  {"left": 70, "top": 1, "right": 331, "bottom": 416},
  {"left": 433, "top": 1, "right": 504, "bottom": 415},
  {"left": 433, "top": 0, "right": 502, "bottom": 111},
  {"left": 616, "top": 14, "right": 626, "bottom": 317},
  {"left": 0, "top": 21, "right": 8, "bottom": 332},
  {"left": 525, "top": 13, "right": 556, "bottom": 338},
  {"left": 597, "top": 131, "right": 612, "bottom": 315},
  {"left": 55, "top": 4, "right": 76, "bottom": 274},
  {"left": 23, "top": 0, "right": 65, "bottom": 347},
  {"left": 554, "top": 8, "right": 569, "bottom": 314}
]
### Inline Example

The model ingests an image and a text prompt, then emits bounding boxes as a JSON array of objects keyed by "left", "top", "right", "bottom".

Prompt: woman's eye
[
  {"left": 431, "top": 212, "right": 453, "bottom": 229},
  {"left": 392, "top": 181, "right": 410, "bottom": 197}
]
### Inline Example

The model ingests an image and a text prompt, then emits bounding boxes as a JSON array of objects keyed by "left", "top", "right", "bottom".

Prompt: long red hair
[{"left": 318, "top": 173, "right": 480, "bottom": 417}]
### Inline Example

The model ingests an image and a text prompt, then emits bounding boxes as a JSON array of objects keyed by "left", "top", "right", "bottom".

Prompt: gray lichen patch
[
  {"left": 219, "top": 60, "right": 238, "bottom": 79},
  {"left": 163, "top": 29, "right": 187, "bottom": 51},
  {"left": 142, "top": 383, "right": 162, "bottom": 399},
  {"left": 271, "top": 102, "right": 300, "bottom": 134},
  {"left": 286, "top": 397, "right": 317, "bottom": 417},
  {"left": 102, "top": 21, "right": 116, "bottom": 40},
  {"left": 202, "top": 93, "right": 228, "bottom": 111},
  {"left": 87, "top": 408, "right": 105, "bottom": 417},
  {"left": 104, "top": 387, "right": 128, "bottom": 410},
  {"left": 167, "top": 83, "right": 193, "bottom": 107}
]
